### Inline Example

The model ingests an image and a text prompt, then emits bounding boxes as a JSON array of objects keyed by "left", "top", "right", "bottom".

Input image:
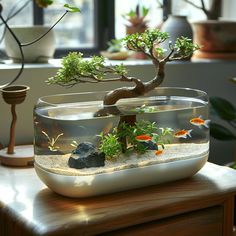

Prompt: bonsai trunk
[{"left": 103, "top": 62, "right": 165, "bottom": 153}]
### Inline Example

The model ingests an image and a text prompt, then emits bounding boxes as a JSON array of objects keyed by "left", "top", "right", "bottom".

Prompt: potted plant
[
  {"left": 184, "top": 0, "right": 236, "bottom": 59},
  {"left": 123, "top": 4, "right": 149, "bottom": 35},
  {"left": 32, "top": 29, "right": 210, "bottom": 198},
  {"left": 100, "top": 38, "right": 130, "bottom": 60},
  {"left": 210, "top": 96, "right": 236, "bottom": 168},
  {"left": 3, "top": 0, "right": 77, "bottom": 63},
  {"left": 0, "top": 2, "right": 80, "bottom": 166}
]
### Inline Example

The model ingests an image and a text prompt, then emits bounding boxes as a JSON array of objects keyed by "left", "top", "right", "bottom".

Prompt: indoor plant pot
[
  {"left": 4, "top": 26, "right": 56, "bottom": 63},
  {"left": 192, "top": 20, "right": 236, "bottom": 59},
  {"left": 34, "top": 87, "right": 209, "bottom": 197}
]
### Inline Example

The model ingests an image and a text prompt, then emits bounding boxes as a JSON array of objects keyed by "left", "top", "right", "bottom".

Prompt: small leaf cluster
[
  {"left": 98, "top": 120, "right": 174, "bottom": 159},
  {"left": 210, "top": 97, "right": 236, "bottom": 140},
  {"left": 98, "top": 132, "right": 122, "bottom": 158},
  {"left": 124, "top": 29, "right": 169, "bottom": 53},
  {"left": 47, "top": 52, "right": 128, "bottom": 86},
  {"left": 173, "top": 37, "right": 200, "bottom": 58}
]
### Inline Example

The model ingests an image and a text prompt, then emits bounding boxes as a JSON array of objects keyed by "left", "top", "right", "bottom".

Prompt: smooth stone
[{"left": 68, "top": 151, "right": 105, "bottom": 169}]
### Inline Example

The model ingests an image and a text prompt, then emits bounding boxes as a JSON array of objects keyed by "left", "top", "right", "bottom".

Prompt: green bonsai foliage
[
  {"left": 47, "top": 29, "right": 199, "bottom": 106},
  {"left": 98, "top": 120, "right": 173, "bottom": 159}
]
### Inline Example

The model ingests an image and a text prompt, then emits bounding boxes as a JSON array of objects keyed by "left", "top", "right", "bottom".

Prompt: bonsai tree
[
  {"left": 47, "top": 29, "right": 199, "bottom": 156},
  {"left": 48, "top": 29, "right": 199, "bottom": 106},
  {"left": 184, "top": 0, "right": 221, "bottom": 20}
]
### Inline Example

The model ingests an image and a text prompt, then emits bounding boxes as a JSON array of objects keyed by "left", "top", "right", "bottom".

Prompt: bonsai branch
[{"left": 48, "top": 29, "right": 199, "bottom": 106}]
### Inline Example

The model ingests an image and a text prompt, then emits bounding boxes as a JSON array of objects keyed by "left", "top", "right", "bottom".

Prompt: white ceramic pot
[{"left": 4, "top": 26, "right": 56, "bottom": 63}]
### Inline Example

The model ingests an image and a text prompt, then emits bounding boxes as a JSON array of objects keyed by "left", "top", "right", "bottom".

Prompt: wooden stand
[
  {"left": 0, "top": 144, "right": 34, "bottom": 166},
  {"left": 0, "top": 162, "right": 236, "bottom": 235}
]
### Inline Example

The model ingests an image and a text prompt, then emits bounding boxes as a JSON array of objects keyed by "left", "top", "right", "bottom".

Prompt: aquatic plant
[
  {"left": 99, "top": 120, "right": 174, "bottom": 158},
  {"left": 42, "top": 131, "right": 64, "bottom": 152},
  {"left": 98, "top": 132, "right": 122, "bottom": 158}
]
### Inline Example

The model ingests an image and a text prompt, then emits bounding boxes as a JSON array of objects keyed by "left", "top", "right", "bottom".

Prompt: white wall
[{"left": 0, "top": 60, "right": 235, "bottom": 165}]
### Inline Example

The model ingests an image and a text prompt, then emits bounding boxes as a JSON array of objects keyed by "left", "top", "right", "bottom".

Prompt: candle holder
[{"left": 0, "top": 85, "right": 34, "bottom": 166}]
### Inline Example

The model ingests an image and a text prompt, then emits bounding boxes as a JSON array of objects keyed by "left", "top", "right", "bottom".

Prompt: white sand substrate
[{"left": 35, "top": 142, "right": 209, "bottom": 176}]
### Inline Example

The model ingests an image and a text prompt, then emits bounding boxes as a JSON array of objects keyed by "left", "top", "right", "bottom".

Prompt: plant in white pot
[
  {"left": 184, "top": 0, "right": 236, "bottom": 59},
  {"left": 0, "top": 2, "right": 80, "bottom": 166},
  {"left": 2, "top": 0, "right": 78, "bottom": 63},
  {"left": 32, "top": 29, "right": 211, "bottom": 198}
]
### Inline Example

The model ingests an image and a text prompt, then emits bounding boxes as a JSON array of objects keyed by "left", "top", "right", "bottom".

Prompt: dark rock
[
  {"left": 72, "top": 142, "right": 96, "bottom": 157},
  {"left": 142, "top": 141, "right": 158, "bottom": 150},
  {"left": 68, "top": 151, "right": 105, "bottom": 169}
]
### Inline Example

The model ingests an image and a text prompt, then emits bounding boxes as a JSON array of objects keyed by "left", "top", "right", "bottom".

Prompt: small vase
[{"left": 161, "top": 15, "right": 193, "bottom": 58}]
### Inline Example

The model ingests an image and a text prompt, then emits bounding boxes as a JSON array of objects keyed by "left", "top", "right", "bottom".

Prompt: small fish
[
  {"left": 155, "top": 150, "right": 163, "bottom": 155},
  {"left": 103, "top": 122, "right": 113, "bottom": 134},
  {"left": 174, "top": 129, "right": 192, "bottom": 139},
  {"left": 190, "top": 116, "right": 210, "bottom": 128},
  {"left": 135, "top": 134, "right": 152, "bottom": 141}
]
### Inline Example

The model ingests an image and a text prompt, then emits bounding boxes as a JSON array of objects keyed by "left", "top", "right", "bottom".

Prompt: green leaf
[
  {"left": 210, "top": 123, "right": 236, "bottom": 140},
  {"left": 64, "top": 4, "right": 81, "bottom": 13},
  {"left": 141, "top": 6, "right": 149, "bottom": 17},
  {"left": 210, "top": 97, "right": 236, "bottom": 121}
]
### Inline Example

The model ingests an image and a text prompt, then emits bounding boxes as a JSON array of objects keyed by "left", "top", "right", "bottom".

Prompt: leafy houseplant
[
  {"left": 3, "top": 0, "right": 79, "bottom": 63},
  {"left": 100, "top": 39, "right": 130, "bottom": 60},
  {"left": 0, "top": 2, "right": 80, "bottom": 165},
  {"left": 184, "top": 0, "right": 236, "bottom": 59},
  {"left": 210, "top": 97, "right": 236, "bottom": 168},
  {"left": 123, "top": 4, "right": 149, "bottom": 35}
]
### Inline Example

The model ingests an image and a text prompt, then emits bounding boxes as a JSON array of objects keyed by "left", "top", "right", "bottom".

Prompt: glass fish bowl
[{"left": 34, "top": 87, "right": 209, "bottom": 197}]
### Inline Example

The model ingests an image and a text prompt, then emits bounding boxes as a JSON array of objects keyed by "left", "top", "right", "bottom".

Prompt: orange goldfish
[
  {"left": 174, "top": 129, "right": 192, "bottom": 139},
  {"left": 190, "top": 116, "right": 210, "bottom": 128},
  {"left": 155, "top": 150, "right": 163, "bottom": 155},
  {"left": 135, "top": 135, "right": 152, "bottom": 141}
]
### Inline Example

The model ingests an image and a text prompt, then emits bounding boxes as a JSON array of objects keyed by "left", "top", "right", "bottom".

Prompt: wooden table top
[{"left": 0, "top": 162, "right": 236, "bottom": 235}]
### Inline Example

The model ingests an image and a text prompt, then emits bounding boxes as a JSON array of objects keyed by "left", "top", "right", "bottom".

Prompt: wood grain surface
[{"left": 0, "top": 162, "right": 236, "bottom": 236}]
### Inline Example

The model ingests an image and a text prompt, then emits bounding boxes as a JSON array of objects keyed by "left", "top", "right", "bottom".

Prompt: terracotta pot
[
  {"left": 126, "top": 25, "right": 147, "bottom": 35},
  {"left": 191, "top": 20, "right": 236, "bottom": 59}
]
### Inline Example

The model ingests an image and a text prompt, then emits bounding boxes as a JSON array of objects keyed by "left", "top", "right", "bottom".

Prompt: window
[
  {"left": 0, "top": 0, "right": 114, "bottom": 57},
  {"left": 0, "top": 0, "right": 234, "bottom": 59}
]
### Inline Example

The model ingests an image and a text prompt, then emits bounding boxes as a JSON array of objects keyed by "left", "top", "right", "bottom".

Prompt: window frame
[{"left": 32, "top": 0, "right": 115, "bottom": 58}]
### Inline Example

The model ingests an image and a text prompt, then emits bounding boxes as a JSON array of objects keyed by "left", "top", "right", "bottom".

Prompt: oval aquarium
[{"left": 33, "top": 87, "right": 209, "bottom": 197}]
